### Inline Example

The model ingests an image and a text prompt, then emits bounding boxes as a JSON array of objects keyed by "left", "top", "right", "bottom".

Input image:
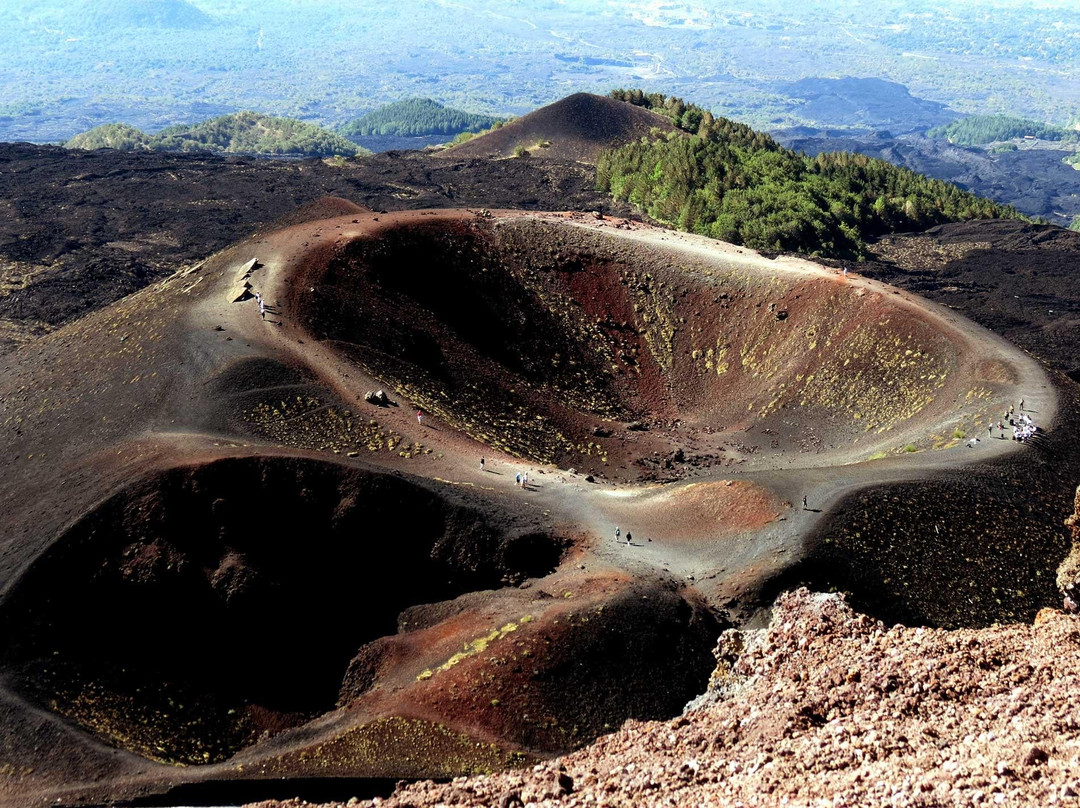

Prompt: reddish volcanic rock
[
  {"left": 1058, "top": 485, "right": 1080, "bottom": 612},
  {"left": 270, "top": 587, "right": 1080, "bottom": 808}
]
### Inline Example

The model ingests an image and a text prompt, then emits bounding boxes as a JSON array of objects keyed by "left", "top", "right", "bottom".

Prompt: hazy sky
[{"left": 2, "top": 0, "right": 1078, "bottom": 140}]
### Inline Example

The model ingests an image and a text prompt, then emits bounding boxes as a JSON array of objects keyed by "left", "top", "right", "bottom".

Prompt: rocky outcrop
[
  {"left": 1057, "top": 485, "right": 1080, "bottom": 611},
  {"left": 683, "top": 624, "right": 757, "bottom": 711}
]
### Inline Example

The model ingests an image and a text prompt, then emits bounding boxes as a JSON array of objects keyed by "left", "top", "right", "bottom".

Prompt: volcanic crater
[
  {"left": 0, "top": 206, "right": 1065, "bottom": 806},
  {"left": 291, "top": 213, "right": 1005, "bottom": 476}
]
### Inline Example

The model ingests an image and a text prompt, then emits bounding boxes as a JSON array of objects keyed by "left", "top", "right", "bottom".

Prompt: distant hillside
[
  {"left": 443, "top": 93, "right": 677, "bottom": 164},
  {"left": 65, "top": 123, "right": 153, "bottom": 151},
  {"left": 598, "top": 90, "right": 1022, "bottom": 259},
  {"left": 66, "top": 112, "right": 366, "bottom": 158},
  {"left": 928, "top": 115, "right": 1072, "bottom": 145},
  {"left": 339, "top": 99, "right": 500, "bottom": 139},
  {"left": 74, "top": 0, "right": 213, "bottom": 31}
]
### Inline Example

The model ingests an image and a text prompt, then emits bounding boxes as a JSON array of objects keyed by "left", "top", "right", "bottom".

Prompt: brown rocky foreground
[{"left": 248, "top": 489, "right": 1080, "bottom": 808}]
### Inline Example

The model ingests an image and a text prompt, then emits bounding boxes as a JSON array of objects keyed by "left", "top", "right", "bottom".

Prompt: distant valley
[
  {"left": 4, "top": 0, "right": 1080, "bottom": 143},
  {"left": 779, "top": 128, "right": 1080, "bottom": 227}
]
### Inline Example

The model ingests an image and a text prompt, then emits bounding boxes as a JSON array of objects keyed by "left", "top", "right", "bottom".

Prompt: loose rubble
[{"left": 1057, "top": 484, "right": 1080, "bottom": 612}]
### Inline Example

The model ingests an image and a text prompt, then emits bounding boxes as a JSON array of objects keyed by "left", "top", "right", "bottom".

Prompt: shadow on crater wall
[{"left": 0, "top": 456, "right": 563, "bottom": 765}]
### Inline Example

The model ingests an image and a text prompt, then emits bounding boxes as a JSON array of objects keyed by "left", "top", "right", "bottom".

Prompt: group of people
[
  {"left": 1012, "top": 411, "right": 1038, "bottom": 442},
  {"left": 477, "top": 456, "right": 534, "bottom": 490},
  {"left": 982, "top": 399, "right": 1041, "bottom": 443}
]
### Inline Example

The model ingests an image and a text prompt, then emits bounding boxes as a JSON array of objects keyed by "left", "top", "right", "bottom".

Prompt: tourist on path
[
  {"left": 614, "top": 526, "right": 621, "bottom": 543},
  {"left": 416, "top": 409, "right": 423, "bottom": 425},
  {"left": 480, "top": 457, "right": 485, "bottom": 472}
]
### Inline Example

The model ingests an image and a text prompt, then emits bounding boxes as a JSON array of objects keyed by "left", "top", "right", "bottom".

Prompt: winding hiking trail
[{"left": 0, "top": 207, "right": 1067, "bottom": 807}]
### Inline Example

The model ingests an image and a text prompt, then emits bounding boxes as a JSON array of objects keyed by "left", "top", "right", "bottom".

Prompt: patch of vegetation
[
  {"left": 66, "top": 112, "right": 368, "bottom": 158},
  {"left": 268, "top": 716, "right": 529, "bottom": 778},
  {"left": 417, "top": 619, "right": 525, "bottom": 682},
  {"left": 597, "top": 90, "right": 1023, "bottom": 259},
  {"left": 1070, "top": 214, "right": 1080, "bottom": 232},
  {"left": 904, "top": 443, "right": 918, "bottom": 453},
  {"left": 927, "top": 114, "right": 1070, "bottom": 145},
  {"left": 245, "top": 397, "right": 402, "bottom": 454},
  {"left": 1066, "top": 152, "right": 1080, "bottom": 171},
  {"left": 339, "top": 98, "right": 501, "bottom": 139}
]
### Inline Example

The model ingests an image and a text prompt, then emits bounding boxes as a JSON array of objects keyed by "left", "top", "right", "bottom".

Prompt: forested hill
[
  {"left": 928, "top": 115, "right": 1073, "bottom": 146},
  {"left": 66, "top": 113, "right": 366, "bottom": 158},
  {"left": 598, "top": 90, "right": 1024, "bottom": 259},
  {"left": 339, "top": 99, "right": 501, "bottom": 139}
]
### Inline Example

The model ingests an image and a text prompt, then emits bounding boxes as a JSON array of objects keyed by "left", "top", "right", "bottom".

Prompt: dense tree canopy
[
  {"left": 338, "top": 98, "right": 501, "bottom": 139},
  {"left": 928, "top": 115, "right": 1071, "bottom": 145},
  {"left": 599, "top": 91, "right": 1023, "bottom": 259}
]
